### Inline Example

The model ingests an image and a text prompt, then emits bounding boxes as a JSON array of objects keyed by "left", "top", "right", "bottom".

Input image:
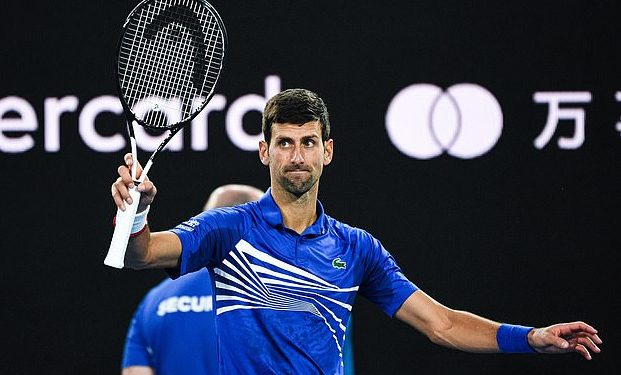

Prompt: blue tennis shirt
[
  {"left": 122, "top": 269, "right": 218, "bottom": 374},
  {"left": 170, "top": 189, "right": 417, "bottom": 374}
]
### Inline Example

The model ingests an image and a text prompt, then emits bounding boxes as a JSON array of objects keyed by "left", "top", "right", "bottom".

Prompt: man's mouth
[{"left": 285, "top": 167, "right": 310, "bottom": 173}]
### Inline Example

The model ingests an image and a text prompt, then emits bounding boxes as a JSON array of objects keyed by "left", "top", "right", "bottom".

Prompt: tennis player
[{"left": 111, "top": 89, "right": 601, "bottom": 374}]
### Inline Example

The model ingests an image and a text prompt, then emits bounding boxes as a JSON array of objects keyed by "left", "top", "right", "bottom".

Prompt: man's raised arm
[{"left": 111, "top": 153, "right": 181, "bottom": 270}]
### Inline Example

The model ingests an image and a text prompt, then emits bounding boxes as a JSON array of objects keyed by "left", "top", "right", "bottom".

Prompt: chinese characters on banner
[{"left": 533, "top": 91, "right": 621, "bottom": 150}]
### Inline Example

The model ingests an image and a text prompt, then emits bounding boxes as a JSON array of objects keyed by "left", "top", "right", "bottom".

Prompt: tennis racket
[{"left": 104, "top": 0, "right": 227, "bottom": 268}]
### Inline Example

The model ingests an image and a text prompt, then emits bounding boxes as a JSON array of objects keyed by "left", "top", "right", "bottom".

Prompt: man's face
[{"left": 259, "top": 121, "right": 333, "bottom": 197}]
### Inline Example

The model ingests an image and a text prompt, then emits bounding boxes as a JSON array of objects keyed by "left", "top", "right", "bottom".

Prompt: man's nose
[{"left": 291, "top": 146, "right": 304, "bottom": 164}]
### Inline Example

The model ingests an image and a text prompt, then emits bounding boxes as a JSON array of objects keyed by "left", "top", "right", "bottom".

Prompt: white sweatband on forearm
[{"left": 130, "top": 205, "right": 150, "bottom": 236}]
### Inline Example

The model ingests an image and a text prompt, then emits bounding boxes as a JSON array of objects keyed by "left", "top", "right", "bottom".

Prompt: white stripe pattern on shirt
[{"left": 214, "top": 239, "right": 359, "bottom": 354}]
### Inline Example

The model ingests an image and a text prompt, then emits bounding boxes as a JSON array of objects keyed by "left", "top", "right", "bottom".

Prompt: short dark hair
[{"left": 262, "top": 88, "right": 330, "bottom": 144}]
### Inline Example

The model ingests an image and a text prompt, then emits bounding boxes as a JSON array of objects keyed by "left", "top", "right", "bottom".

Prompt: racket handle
[{"left": 104, "top": 188, "right": 141, "bottom": 268}]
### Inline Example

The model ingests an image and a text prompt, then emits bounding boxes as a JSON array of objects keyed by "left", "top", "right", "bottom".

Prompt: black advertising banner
[{"left": 1, "top": 1, "right": 617, "bottom": 373}]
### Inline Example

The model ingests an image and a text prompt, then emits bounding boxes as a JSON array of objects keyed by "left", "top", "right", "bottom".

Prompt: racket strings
[
  {"left": 124, "top": 4, "right": 213, "bottom": 100},
  {"left": 143, "top": 21, "right": 195, "bottom": 126},
  {"left": 118, "top": 0, "right": 225, "bottom": 128}
]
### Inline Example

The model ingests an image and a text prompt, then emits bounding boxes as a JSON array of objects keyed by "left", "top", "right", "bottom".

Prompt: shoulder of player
[
  {"left": 325, "top": 215, "right": 378, "bottom": 248},
  {"left": 190, "top": 201, "right": 259, "bottom": 226}
]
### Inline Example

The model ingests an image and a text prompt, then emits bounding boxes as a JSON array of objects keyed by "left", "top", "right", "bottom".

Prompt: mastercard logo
[{"left": 385, "top": 83, "right": 503, "bottom": 159}]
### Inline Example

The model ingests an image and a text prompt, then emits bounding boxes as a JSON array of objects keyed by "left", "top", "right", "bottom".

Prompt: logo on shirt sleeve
[{"left": 176, "top": 219, "right": 201, "bottom": 232}]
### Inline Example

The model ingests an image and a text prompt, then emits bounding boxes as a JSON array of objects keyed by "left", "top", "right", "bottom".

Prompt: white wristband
[{"left": 131, "top": 205, "right": 150, "bottom": 235}]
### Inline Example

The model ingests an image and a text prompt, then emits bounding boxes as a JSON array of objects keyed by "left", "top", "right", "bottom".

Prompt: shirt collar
[{"left": 259, "top": 188, "right": 328, "bottom": 236}]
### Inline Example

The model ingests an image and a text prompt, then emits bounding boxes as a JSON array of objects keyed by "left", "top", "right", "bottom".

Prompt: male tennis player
[{"left": 111, "top": 88, "right": 601, "bottom": 374}]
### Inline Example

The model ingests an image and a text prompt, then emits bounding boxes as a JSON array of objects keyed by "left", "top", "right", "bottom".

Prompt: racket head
[{"left": 116, "top": 0, "right": 227, "bottom": 130}]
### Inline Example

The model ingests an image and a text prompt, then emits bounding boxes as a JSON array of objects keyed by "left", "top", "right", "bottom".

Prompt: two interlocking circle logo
[{"left": 386, "top": 84, "right": 503, "bottom": 159}]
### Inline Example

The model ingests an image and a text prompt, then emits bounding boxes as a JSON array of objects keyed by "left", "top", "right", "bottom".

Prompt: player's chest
[{"left": 228, "top": 234, "right": 360, "bottom": 287}]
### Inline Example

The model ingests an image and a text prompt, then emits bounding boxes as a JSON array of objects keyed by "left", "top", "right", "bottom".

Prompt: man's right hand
[{"left": 111, "top": 153, "right": 157, "bottom": 213}]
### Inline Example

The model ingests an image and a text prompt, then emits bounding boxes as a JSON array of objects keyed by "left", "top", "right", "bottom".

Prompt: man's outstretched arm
[{"left": 394, "top": 290, "right": 602, "bottom": 359}]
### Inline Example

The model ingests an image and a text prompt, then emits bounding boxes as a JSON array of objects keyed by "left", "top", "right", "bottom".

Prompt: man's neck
[{"left": 271, "top": 184, "right": 318, "bottom": 235}]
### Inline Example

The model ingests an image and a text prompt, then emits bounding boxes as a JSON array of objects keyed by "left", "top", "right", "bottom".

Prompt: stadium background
[{"left": 1, "top": 0, "right": 618, "bottom": 373}]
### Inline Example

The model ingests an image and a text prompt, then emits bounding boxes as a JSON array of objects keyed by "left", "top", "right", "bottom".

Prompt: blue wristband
[{"left": 496, "top": 324, "right": 536, "bottom": 353}]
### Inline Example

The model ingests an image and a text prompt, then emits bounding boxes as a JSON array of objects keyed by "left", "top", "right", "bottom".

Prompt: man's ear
[
  {"left": 323, "top": 139, "right": 333, "bottom": 165},
  {"left": 259, "top": 140, "right": 270, "bottom": 165}
]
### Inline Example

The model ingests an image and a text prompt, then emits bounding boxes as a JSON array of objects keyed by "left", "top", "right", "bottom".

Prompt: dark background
[{"left": 1, "top": 1, "right": 618, "bottom": 373}]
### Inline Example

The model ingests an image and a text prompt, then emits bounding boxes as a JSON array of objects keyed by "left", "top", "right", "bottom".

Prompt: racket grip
[{"left": 104, "top": 188, "right": 142, "bottom": 268}]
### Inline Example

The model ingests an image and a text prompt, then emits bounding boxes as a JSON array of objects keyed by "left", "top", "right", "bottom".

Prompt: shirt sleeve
[
  {"left": 168, "top": 207, "right": 248, "bottom": 279},
  {"left": 121, "top": 298, "right": 153, "bottom": 368},
  {"left": 358, "top": 232, "right": 418, "bottom": 317}
]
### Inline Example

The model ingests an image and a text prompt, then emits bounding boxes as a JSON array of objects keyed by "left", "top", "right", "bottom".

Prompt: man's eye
[
  {"left": 304, "top": 140, "right": 316, "bottom": 147},
  {"left": 279, "top": 140, "right": 290, "bottom": 147}
]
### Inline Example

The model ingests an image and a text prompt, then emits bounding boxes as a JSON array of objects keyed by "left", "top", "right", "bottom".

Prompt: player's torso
[{"left": 212, "top": 221, "right": 363, "bottom": 375}]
